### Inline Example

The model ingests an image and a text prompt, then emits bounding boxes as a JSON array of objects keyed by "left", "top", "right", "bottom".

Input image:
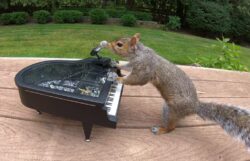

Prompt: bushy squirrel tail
[{"left": 197, "top": 101, "right": 250, "bottom": 148}]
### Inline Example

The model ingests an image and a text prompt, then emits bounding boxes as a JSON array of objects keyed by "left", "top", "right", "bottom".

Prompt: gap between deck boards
[
  {"left": 0, "top": 113, "right": 217, "bottom": 129},
  {"left": 1, "top": 87, "right": 249, "bottom": 99},
  {"left": 1, "top": 87, "right": 249, "bottom": 128}
]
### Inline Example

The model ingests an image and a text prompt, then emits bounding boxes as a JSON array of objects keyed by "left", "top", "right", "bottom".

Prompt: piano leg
[{"left": 82, "top": 122, "right": 93, "bottom": 142}]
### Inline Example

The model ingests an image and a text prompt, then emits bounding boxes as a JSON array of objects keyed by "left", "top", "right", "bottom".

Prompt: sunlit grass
[{"left": 0, "top": 24, "right": 249, "bottom": 68}]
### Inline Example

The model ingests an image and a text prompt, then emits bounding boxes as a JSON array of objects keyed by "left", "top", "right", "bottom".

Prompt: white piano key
[{"left": 106, "top": 82, "right": 123, "bottom": 122}]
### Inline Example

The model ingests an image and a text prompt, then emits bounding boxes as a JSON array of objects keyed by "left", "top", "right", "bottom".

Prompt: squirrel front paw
[
  {"left": 115, "top": 64, "right": 122, "bottom": 69},
  {"left": 116, "top": 77, "right": 124, "bottom": 83}
]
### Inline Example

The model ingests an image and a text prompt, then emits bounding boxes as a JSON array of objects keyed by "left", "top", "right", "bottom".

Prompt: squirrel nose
[{"left": 106, "top": 42, "right": 112, "bottom": 49}]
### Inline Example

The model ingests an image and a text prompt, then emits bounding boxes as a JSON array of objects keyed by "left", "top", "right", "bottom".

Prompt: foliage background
[{"left": 1, "top": 0, "right": 250, "bottom": 42}]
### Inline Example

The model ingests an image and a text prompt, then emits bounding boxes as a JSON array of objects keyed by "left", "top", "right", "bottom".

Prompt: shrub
[
  {"left": 33, "top": 10, "right": 51, "bottom": 24},
  {"left": 81, "top": 8, "right": 91, "bottom": 16},
  {"left": 89, "top": 9, "right": 108, "bottom": 24},
  {"left": 105, "top": 8, "right": 126, "bottom": 18},
  {"left": 121, "top": 14, "right": 137, "bottom": 27},
  {"left": 53, "top": 10, "right": 83, "bottom": 23},
  {"left": 0, "top": 13, "right": 12, "bottom": 25},
  {"left": 187, "top": 1, "right": 231, "bottom": 34},
  {"left": 130, "top": 11, "right": 153, "bottom": 21},
  {"left": 0, "top": 12, "right": 29, "bottom": 25},
  {"left": 166, "top": 16, "right": 181, "bottom": 30},
  {"left": 191, "top": 37, "right": 248, "bottom": 71},
  {"left": 231, "top": 9, "right": 250, "bottom": 42},
  {"left": 61, "top": 8, "right": 90, "bottom": 16}
]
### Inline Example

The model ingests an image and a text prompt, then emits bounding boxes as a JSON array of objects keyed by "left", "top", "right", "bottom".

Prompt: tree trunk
[
  {"left": 176, "top": 0, "right": 188, "bottom": 27},
  {"left": 126, "top": 0, "right": 135, "bottom": 10},
  {"left": 102, "top": 0, "right": 108, "bottom": 8}
]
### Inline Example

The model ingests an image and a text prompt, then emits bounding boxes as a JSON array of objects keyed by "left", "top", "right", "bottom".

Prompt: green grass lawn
[{"left": 0, "top": 24, "right": 250, "bottom": 69}]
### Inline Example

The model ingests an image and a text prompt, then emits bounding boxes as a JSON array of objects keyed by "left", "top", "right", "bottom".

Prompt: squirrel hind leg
[{"left": 151, "top": 103, "right": 177, "bottom": 135}]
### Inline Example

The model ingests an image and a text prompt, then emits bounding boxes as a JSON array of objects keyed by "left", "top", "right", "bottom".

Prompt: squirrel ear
[{"left": 130, "top": 33, "right": 140, "bottom": 47}]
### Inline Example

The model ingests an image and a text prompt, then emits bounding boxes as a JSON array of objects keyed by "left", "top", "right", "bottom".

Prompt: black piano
[{"left": 15, "top": 57, "right": 124, "bottom": 141}]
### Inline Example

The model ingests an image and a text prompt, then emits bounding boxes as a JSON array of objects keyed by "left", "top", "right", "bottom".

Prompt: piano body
[{"left": 15, "top": 57, "right": 123, "bottom": 141}]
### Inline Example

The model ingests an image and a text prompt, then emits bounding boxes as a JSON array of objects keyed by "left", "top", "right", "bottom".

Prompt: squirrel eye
[{"left": 116, "top": 42, "right": 123, "bottom": 47}]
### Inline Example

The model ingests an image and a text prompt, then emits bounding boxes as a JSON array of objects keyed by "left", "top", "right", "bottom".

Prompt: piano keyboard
[{"left": 104, "top": 82, "right": 123, "bottom": 122}]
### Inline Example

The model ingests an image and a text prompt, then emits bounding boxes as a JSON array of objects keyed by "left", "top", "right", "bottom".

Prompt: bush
[
  {"left": 81, "top": 8, "right": 91, "bottom": 16},
  {"left": 231, "top": 9, "right": 250, "bottom": 42},
  {"left": 33, "top": 10, "right": 51, "bottom": 24},
  {"left": 129, "top": 11, "right": 152, "bottom": 21},
  {"left": 105, "top": 8, "right": 126, "bottom": 18},
  {"left": 89, "top": 9, "right": 108, "bottom": 24},
  {"left": 53, "top": 10, "right": 83, "bottom": 23},
  {"left": 187, "top": 1, "right": 231, "bottom": 34},
  {"left": 166, "top": 16, "right": 181, "bottom": 30},
  {"left": 121, "top": 14, "right": 137, "bottom": 27},
  {"left": 191, "top": 37, "right": 248, "bottom": 71},
  {"left": 60, "top": 8, "right": 90, "bottom": 16},
  {"left": 0, "top": 12, "right": 29, "bottom": 25}
]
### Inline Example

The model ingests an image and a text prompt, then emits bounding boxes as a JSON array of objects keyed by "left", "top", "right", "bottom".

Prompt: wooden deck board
[
  {"left": 122, "top": 81, "right": 250, "bottom": 97},
  {"left": 1, "top": 89, "right": 250, "bottom": 128},
  {"left": 0, "top": 58, "right": 250, "bottom": 160},
  {"left": 1, "top": 71, "right": 250, "bottom": 98},
  {"left": 0, "top": 88, "right": 209, "bottom": 127},
  {"left": 1, "top": 58, "right": 250, "bottom": 82},
  {"left": 0, "top": 117, "right": 249, "bottom": 161}
]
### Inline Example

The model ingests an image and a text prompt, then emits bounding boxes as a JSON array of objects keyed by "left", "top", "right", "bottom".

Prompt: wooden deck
[{"left": 0, "top": 57, "right": 250, "bottom": 161}]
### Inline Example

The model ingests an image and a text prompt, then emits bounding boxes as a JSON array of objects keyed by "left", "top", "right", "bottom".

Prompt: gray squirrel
[{"left": 104, "top": 33, "right": 250, "bottom": 148}]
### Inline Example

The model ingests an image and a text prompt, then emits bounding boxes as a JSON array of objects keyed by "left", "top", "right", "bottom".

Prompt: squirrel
[{"left": 104, "top": 33, "right": 250, "bottom": 148}]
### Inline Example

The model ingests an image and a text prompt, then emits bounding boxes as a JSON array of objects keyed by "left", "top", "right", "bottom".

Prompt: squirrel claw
[
  {"left": 115, "top": 64, "right": 121, "bottom": 69},
  {"left": 151, "top": 126, "right": 171, "bottom": 135},
  {"left": 151, "top": 126, "right": 160, "bottom": 135},
  {"left": 116, "top": 77, "right": 124, "bottom": 83}
]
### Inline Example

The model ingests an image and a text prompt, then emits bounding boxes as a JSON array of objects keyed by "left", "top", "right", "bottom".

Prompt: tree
[
  {"left": 230, "top": 0, "right": 250, "bottom": 41},
  {"left": 126, "top": 0, "right": 135, "bottom": 9},
  {"left": 0, "top": 0, "right": 10, "bottom": 9}
]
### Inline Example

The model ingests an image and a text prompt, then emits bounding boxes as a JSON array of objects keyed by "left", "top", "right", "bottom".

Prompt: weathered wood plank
[
  {"left": 1, "top": 58, "right": 250, "bottom": 83},
  {"left": 180, "top": 65, "right": 250, "bottom": 83},
  {"left": 0, "top": 117, "right": 249, "bottom": 161},
  {"left": 1, "top": 89, "right": 250, "bottom": 128},
  {"left": 122, "top": 81, "right": 250, "bottom": 97},
  {"left": 0, "top": 89, "right": 196, "bottom": 127},
  {"left": 1, "top": 71, "right": 250, "bottom": 98},
  {"left": 0, "top": 71, "right": 16, "bottom": 88},
  {"left": 0, "top": 58, "right": 78, "bottom": 72},
  {"left": 0, "top": 58, "right": 46, "bottom": 71}
]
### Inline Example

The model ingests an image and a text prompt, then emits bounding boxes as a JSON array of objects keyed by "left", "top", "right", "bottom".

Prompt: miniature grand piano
[{"left": 15, "top": 49, "right": 124, "bottom": 141}]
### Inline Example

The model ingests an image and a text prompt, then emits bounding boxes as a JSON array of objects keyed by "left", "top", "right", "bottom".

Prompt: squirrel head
[{"left": 107, "top": 33, "right": 140, "bottom": 57}]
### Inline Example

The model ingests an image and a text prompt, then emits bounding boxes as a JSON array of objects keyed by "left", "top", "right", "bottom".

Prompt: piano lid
[{"left": 15, "top": 58, "right": 117, "bottom": 106}]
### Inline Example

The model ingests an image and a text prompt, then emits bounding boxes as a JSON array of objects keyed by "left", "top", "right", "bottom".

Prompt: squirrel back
[{"left": 106, "top": 33, "right": 250, "bottom": 149}]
